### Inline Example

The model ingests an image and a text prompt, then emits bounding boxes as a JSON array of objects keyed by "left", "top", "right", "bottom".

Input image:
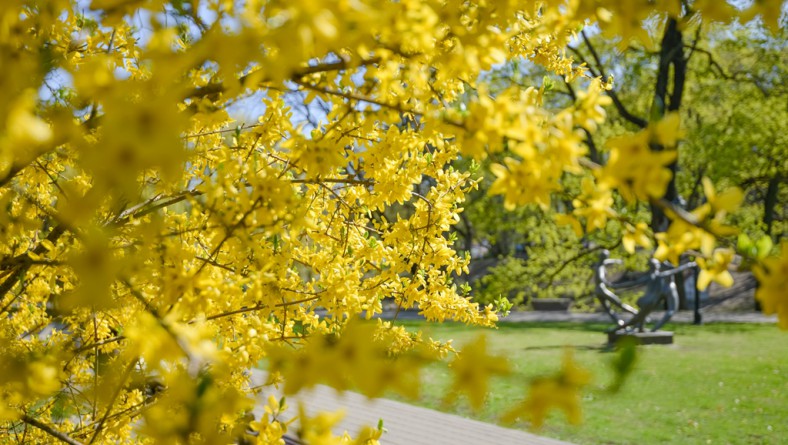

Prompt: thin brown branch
[
  {"left": 20, "top": 414, "right": 84, "bottom": 445},
  {"left": 186, "top": 56, "right": 382, "bottom": 99},
  {"left": 685, "top": 44, "right": 772, "bottom": 96},
  {"left": 290, "top": 177, "right": 374, "bottom": 186},
  {"left": 195, "top": 256, "right": 235, "bottom": 272},
  {"left": 73, "top": 336, "right": 125, "bottom": 355},
  {"left": 202, "top": 290, "right": 325, "bottom": 322},
  {"left": 293, "top": 79, "right": 424, "bottom": 117},
  {"left": 564, "top": 80, "right": 600, "bottom": 163},
  {"left": 544, "top": 241, "right": 621, "bottom": 286},
  {"left": 574, "top": 32, "right": 648, "bottom": 128},
  {"left": 183, "top": 123, "right": 266, "bottom": 139},
  {"left": 0, "top": 225, "right": 66, "bottom": 312},
  {"left": 70, "top": 400, "right": 151, "bottom": 439},
  {"left": 88, "top": 361, "right": 136, "bottom": 444},
  {"left": 110, "top": 190, "right": 203, "bottom": 227}
]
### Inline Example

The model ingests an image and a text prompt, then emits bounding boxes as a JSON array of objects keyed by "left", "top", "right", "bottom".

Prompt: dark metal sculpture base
[{"left": 608, "top": 330, "right": 674, "bottom": 345}]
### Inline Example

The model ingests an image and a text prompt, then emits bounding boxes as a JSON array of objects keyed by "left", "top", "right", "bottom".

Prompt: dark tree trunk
[
  {"left": 649, "top": 18, "right": 689, "bottom": 307},
  {"left": 764, "top": 174, "right": 781, "bottom": 237},
  {"left": 456, "top": 212, "right": 474, "bottom": 254},
  {"left": 649, "top": 18, "right": 686, "bottom": 233}
]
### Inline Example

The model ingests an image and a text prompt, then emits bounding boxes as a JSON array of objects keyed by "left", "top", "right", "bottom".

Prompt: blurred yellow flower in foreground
[
  {"left": 753, "top": 241, "right": 788, "bottom": 330},
  {"left": 696, "top": 248, "right": 735, "bottom": 290},
  {"left": 502, "top": 349, "right": 591, "bottom": 430},
  {"left": 446, "top": 335, "right": 510, "bottom": 410}
]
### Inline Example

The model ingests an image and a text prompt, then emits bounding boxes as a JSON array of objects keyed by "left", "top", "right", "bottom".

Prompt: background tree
[{"left": 457, "top": 2, "right": 787, "bottom": 310}]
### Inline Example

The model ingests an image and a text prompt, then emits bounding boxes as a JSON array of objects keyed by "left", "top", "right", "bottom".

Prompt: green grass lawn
[{"left": 392, "top": 321, "right": 788, "bottom": 445}]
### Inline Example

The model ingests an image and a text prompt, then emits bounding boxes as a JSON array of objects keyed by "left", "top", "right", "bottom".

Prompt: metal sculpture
[{"left": 595, "top": 250, "right": 697, "bottom": 333}]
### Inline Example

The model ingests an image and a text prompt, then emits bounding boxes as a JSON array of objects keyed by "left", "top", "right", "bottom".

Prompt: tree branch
[
  {"left": 88, "top": 361, "right": 136, "bottom": 444},
  {"left": 21, "top": 414, "right": 84, "bottom": 445},
  {"left": 185, "top": 56, "right": 381, "bottom": 100},
  {"left": 650, "top": 17, "right": 686, "bottom": 231},
  {"left": 577, "top": 31, "right": 648, "bottom": 128},
  {"left": 544, "top": 241, "right": 621, "bottom": 287},
  {"left": 109, "top": 190, "right": 203, "bottom": 227},
  {"left": 289, "top": 177, "right": 374, "bottom": 186},
  {"left": 563, "top": 79, "right": 600, "bottom": 163},
  {"left": 0, "top": 225, "right": 66, "bottom": 312},
  {"left": 293, "top": 79, "right": 424, "bottom": 116},
  {"left": 202, "top": 290, "right": 325, "bottom": 322}
]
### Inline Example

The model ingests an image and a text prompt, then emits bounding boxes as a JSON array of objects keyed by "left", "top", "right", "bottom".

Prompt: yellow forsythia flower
[
  {"left": 753, "top": 241, "right": 788, "bottom": 329},
  {"left": 696, "top": 248, "right": 735, "bottom": 290},
  {"left": 622, "top": 222, "right": 652, "bottom": 254},
  {"left": 572, "top": 177, "right": 616, "bottom": 233},
  {"left": 601, "top": 130, "right": 676, "bottom": 203},
  {"left": 502, "top": 349, "right": 591, "bottom": 430},
  {"left": 446, "top": 335, "right": 510, "bottom": 410}
]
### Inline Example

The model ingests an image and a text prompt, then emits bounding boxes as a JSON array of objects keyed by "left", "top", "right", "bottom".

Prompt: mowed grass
[{"left": 391, "top": 321, "right": 788, "bottom": 445}]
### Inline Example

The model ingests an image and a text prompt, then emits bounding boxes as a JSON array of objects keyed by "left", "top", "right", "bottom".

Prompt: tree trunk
[
  {"left": 764, "top": 174, "right": 781, "bottom": 237},
  {"left": 457, "top": 212, "right": 474, "bottom": 254},
  {"left": 649, "top": 18, "right": 686, "bottom": 233}
]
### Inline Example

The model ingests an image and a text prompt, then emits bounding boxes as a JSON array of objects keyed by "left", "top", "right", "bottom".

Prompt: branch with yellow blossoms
[{"left": 1, "top": 1, "right": 786, "bottom": 444}]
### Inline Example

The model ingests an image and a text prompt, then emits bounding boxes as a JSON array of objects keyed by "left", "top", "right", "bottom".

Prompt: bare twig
[
  {"left": 572, "top": 32, "right": 648, "bottom": 128},
  {"left": 20, "top": 414, "right": 84, "bottom": 445},
  {"left": 88, "top": 361, "right": 136, "bottom": 444},
  {"left": 186, "top": 56, "right": 382, "bottom": 99},
  {"left": 544, "top": 241, "right": 621, "bottom": 286}
]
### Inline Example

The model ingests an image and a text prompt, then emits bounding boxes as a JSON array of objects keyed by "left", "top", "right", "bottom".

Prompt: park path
[
  {"left": 501, "top": 310, "right": 776, "bottom": 324},
  {"left": 249, "top": 370, "right": 575, "bottom": 445},
  {"left": 380, "top": 309, "right": 777, "bottom": 324}
]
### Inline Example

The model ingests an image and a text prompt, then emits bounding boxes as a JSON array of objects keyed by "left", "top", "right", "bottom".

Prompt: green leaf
[
  {"left": 493, "top": 295, "right": 513, "bottom": 317},
  {"left": 755, "top": 236, "right": 773, "bottom": 260},
  {"left": 542, "top": 75, "right": 555, "bottom": 91},
  {"left": 609, "top": 337, "right": 638, "bottom": 393},
  {"left": 738, "top": 233, "right": 753, "bottom": 252}
]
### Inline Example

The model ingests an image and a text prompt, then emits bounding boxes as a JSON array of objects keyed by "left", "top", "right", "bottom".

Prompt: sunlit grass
[{"left": 393, "top": 321, "right": 788, "bottom": 445}]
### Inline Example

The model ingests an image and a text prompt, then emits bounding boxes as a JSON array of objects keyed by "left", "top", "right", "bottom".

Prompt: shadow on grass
[
  {"left": 498, "top": 320, "right": 769, "bottom": 334},
  {"left": 497, "top": 321, "right": 612, "bottom": 333},
  {"left": 519, "top": 344, "right": 608, "bottom": 352},
  {"left": 663, "top": 322, "right": 767, "bottom": 334}
]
